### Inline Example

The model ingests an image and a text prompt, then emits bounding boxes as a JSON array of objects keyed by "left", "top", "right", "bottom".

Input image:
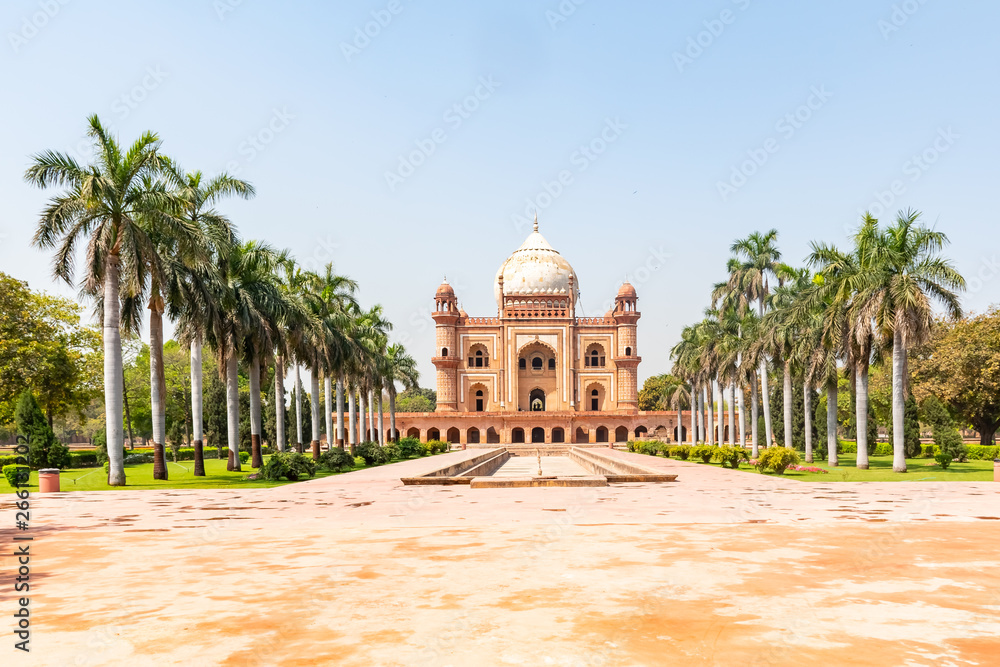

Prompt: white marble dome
[{"left": 494, "top": 223, "right": 578, "bottom": 309}]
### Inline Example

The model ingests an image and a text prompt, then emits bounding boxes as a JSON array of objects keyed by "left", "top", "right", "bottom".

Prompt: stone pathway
[{"left": 3, "top": 449, "right": 999, "bottom": 665}]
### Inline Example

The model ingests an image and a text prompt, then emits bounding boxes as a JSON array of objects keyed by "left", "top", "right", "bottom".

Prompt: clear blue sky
[{"left": 2, "top": 0, "right": 997, "bottom": 387}]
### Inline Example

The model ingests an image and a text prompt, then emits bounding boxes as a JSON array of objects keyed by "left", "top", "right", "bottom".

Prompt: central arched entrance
[
  {"left": 531, "top": 427, "right": 545, "bottom": 443},
  {"left": 529, "top": 388, "right": 546, "bottom": 411}
]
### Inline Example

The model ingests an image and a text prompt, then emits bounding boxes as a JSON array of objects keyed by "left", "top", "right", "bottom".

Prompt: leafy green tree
[
  {"left": 911, "top": 308, "right": 1000, "bottom": 445},
  {"left": 396, "top": 387, "right": 436, "bottom": 413},
  {"left": 15, "top": 390, "right": 69, "bottom": 469}
]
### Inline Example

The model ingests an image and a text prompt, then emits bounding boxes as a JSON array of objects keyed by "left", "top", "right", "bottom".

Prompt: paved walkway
[
  {"left": 3, "top": 450, "right": 999, "bottom": 665},
  {"left": 492, "top": 455, "right": 589, "bottom": 478}
]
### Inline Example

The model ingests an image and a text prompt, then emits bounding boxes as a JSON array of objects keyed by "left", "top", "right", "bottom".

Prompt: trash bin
[
  {"left": 38, "top": 468, "right": 60, "bottom": 493},
  {"left": 994, "top": 459, "right": 1000, "bottom": 483}
]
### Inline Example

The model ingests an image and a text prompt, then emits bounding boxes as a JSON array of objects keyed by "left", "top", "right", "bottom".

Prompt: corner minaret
[
  {"left": 613, "top": 282, "right": 641, "bottom": 412},
  {"left": 432, "top": 279, "right": 460, "bottom": 412}
]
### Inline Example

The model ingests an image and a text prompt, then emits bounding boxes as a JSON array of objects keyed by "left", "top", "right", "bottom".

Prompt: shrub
[
  {"left": 874, "top": 443, "right": 893, "bottom": 456},
  {"left": 3, "top": 465, "right": 29, "bottom": 487},
  {"left": 672, "top": 445, "right": 691, "bottom": 461},
  {"left": 419, "top": 442, "right": 432, "bottom": 457},
  {"left": 356, "top": 441, "right": 388, "bottom": 465},
  {"left": 920, "top": 443, "right": 940, "bottom": 458},
  {"left": 966, "top": 445, "right": 1000, "bottom": 460},
  {"left": 319, "top": 448, "right": 355, "bottom": 473},
  {"left": 627, "top": 441, "right": 638, "bottom": 453},
  {"left": 934, "top": 425, "right": 967, "bottom": 463},
  {"left": 428, "top": 440, "right": 450, "bottom": 454},
  {"left": 714, "top": 446, "right": 747, "bottom": 469},
  {"left": 124, "top": 453, "right": 154, "bottom": 465},
  {"left": 259, "top": 452, "right": 316, "bottom": 481},
  {"left": 239, "top": 451, "right": 250, "bottom": 464},
  {"left": 637, "top": 441, "right": 660, "bottom": 456},
  {"left": 68, "top": 451, "right": 99, "bottom": 467},
  {"left": 755, "top": 447, "right": 800, "bottom": 474},
  {"left": 0, "top": 455, "right": 24, "bottom": 468},
  {"left": 692, "top": 445, "right": 714, "bottom": 464},
  {"left": 397, "top": 437, "right": 422, "bottom": 459},
  {"left": 15, "top": 390, "right": 61, "bottom": 469},
  {"left": 353, "top": 456, "right": 367, "bottom": 468},
  {"left": 934, "top": 451, "right": 953, "bottom": 470},
  {"left": 838, "top": 442, "right": 857, "bottom": 454}
]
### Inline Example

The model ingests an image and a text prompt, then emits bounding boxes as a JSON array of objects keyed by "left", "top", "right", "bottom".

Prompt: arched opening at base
[
  {"left": 574, "top": 427, "right": 588, "bottom": 444},
  {"left": 614, "top": 426, "right": 629, "bottom": 442},
  {"left": 551, "top": 427, "right": 565, "bottom": 443},
  {"left": 511, "top": 427, "right": 525, "bottom": 444},
  {"left": 486, "top": 427, "right": 500, "bottom": 444},
  {"left": 446, "top": 427, "right": 460, "bottom": 444},
  {"left": 467, "top": 427, "right": 480, "bottom": 444},
  {"left": 531, "top": 427, "right": 545, "bottom": 443},
  {"left": 596, "top": 426, "right": 609, "bottom": 443},
  {"left": 427, "top": 428, "right": 440, "bottom": 442}
]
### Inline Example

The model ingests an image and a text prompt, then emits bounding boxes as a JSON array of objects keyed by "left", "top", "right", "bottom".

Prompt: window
[
  {"left": 625, "top": 346, "right": 632, "bottom": 357},
  {"left": 442, "top": 347, "right": 448, "bottom": 357},
  {"left": 475, "top": 350, "right": 484, "bottom": 367},
  {"left": 531, "top": 356, "right": 543, "bottom": 370},
  {"left": 547, "top": 358, "right": 555, "bottom": 370},
  {"left": 591, "top": 389, "right": 599, "bottom": 411},
  {"left": 475, "top": 389, "right": 484, "bottom": 412},
  {"left": 519, "top": 358, "right": 526, "bottom": 370}
]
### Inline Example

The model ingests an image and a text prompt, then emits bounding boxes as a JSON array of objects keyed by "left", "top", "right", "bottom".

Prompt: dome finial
[{"left": 533, "top": 212, "right": 538, "bottom": 233}]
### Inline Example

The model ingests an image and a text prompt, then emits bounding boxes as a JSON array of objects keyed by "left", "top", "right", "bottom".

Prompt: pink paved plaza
[{"left": 5, "top": 449, "right": 1000, "bottom": 666}]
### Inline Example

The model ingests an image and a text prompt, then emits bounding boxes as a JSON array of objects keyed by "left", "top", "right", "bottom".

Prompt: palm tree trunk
[
  {"left": 737, "top": 384, "right": 746, "bottom": 448},
  {"left": 103, "top": 258, "right": 126, "bottom": 486},
  {"left": 750, "top": 372, "right": 760, "bottom": 459},
  {"left": 149, "top": 295, "right": 168, "bottom": 480},
  {"left": 676, "top": 397, "right": 682, "bottom": 444},
  {"left": 714, "top": 379, "right": 723, "bottom": 446},
  {"left": 368, "top": 389, "right": 375, "bottom": 443},
  {"left": 310, "top": 368, "right": 320, "bottom": 460},
  {"left": 377, "top": 391, "right": 385, "bottom": 446},
  {"left": 348, "top": 385, "right": 357, "bottom": 454},
  {"left": 225, "top": 351, "right": 241, "bottom": 471},
  {"left": 122, "top": 368, "right": 135, "bottom": 451},
  {"left": 191, "top": 335, "right": 205, "bottom": 476},
  {"left": 698, "top": 384, "right": 706, "bottom": 442},
  {"left": 358, "top": 390, "right": 367, "bottom": 443},
  {"left": 324, "top": 374, "right": 334, "bottom": 450},
  {"left": 294, "top": 362, "right": 304, "bottom": 453},
  {"left": 827, "top": 377, "right": 838, "bottom": 467},
  {"left": 891, "top": 328, "right": 907, "bottom": 472},
  {"left": 689, "top": 384, "right": 696, "bottom": 444},
  {"left": 727, "top": 382, "right": 735, "bottom": 446},
  {"left": 704, "top": 384, "right": 713, "bottom": 445},
  {"left": 783, "top": 360, "right": 793, "bottom": 449},
  {"left": 250, "top": 355, "right": 263, "bottom": 468},
  {"left": 336, "top": 373, "right": 345, "bottom": 447},
  {"left": 274, "top": 355, "right": 286, "bottom": 452},
  {"left": 760, "top": 359, "right": 773, "bottom": 447},
  {"left": 803, "top": 380, "right": 813, "bottom": 463},
  {"left": 856, "top": 364, "right": 870, "bottom": 470},
  {"left": 389, "top": 388, "right": 397, "bottom": 443}
]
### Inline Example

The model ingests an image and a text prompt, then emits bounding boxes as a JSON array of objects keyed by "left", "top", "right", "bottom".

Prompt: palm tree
[
  {"left": 756, "top": 267, "right": 812, "bottom": 450},
  {"left": 851, "top": 210, "right": 965, "bottom": 472},
  {"left": 206, "top": 240, "right": 286, "bottom": 471},
  {"left": 26, "top": 115, "right": 177, "bottom": 485},
  {"left": 725, "top": 230, "right": 784, "bottom": 448},
  {"left": 161, "top": 162, "right": 253, "bottom": 473},
  {"left": 383, "top": 344, "right": 419, "bottom": 443}
]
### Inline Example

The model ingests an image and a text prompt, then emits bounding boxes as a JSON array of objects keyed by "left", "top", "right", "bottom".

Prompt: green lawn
[
  {"left": 686, "top": 453, "right": 996, "bottom": 482},
  {"left": 0, "top": 454, "right": 401, "bottom": 493}
]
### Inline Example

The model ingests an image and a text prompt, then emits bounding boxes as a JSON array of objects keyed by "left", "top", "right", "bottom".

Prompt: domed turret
[{"left": 494, "top": 216, "right": 578, "bottom": 309}]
